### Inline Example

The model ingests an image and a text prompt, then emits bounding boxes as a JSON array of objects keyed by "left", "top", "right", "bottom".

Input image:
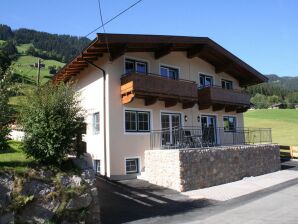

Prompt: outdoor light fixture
[
  {"left": 197, "top": 115, "right": 201, "bottom": 123},
  {"left": 184, "top": 115, "right": 188, "bottom": 122}
]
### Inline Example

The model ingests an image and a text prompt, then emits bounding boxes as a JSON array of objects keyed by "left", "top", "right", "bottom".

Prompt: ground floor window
[
  {"left": 125, "top": 158, "right": 139, "bottom": 174},
  {"left": 223, "top": 116, "right": 236, "bottom": 132},
  {"left": 125, "top": 110, "right": 150, "bottom": 132},
  {"left": 94, "top": 160, "right": 100, "bottom": 173}
]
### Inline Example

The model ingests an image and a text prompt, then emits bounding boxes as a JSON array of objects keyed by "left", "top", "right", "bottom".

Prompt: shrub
[{"left": 19, "top": 83, "right": 85, "bottom": 165}]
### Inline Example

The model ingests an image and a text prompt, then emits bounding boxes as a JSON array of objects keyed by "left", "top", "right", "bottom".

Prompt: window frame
[
  {"left": 92, "top": 112, "right": 100, "bottom": 135},
  {"left": 125, "top": 158, "right": 140, "bottom": 174},
  {"left": 159, "top": 65, "right": 179, "bottom": 80},
  {"left": 199, "top": 74, "right": 214, "bottom": 88},
  {"left": 94, "top": 160, "right": 100, "bottom": 173},
  {"left": 221, "top": 79, "right": 233, "bottom": 90},
  {"left": 223, "top": 116, "right": 237, "bottom": 132},
  {"left": 125, "top": 110, "right": 151, "bottom": 133},
  {"left": 124, "top": 58, "right": 148, "bottom": 74}
]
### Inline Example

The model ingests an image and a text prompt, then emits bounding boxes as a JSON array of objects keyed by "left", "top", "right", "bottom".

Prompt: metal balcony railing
[{"left": 150, "top": 126, "right": 272, "bottom": 150}]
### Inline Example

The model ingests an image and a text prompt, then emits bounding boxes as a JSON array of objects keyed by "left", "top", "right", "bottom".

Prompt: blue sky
[{"left": 1, "top": 0, "right": 297, "bottom": 76}]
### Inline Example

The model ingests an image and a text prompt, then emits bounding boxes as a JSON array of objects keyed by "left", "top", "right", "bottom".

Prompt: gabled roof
[{"left": 53, "top": 33, "right": 267, "bottom": 86}]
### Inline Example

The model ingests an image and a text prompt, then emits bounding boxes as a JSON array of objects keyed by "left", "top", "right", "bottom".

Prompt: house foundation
[{"left": 145, "top": 144, "right": 280, "bottom": 192}]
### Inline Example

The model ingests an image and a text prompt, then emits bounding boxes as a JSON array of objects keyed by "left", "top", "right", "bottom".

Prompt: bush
[
  {"left": 19, "top": 83, "right": 85, "bottom": 165},
  {"left": 0, "top": 51, "right": 13, "bottom": 151}
]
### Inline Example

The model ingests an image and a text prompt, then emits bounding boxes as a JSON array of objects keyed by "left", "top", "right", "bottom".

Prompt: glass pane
[
  {"left": 138, "top": 112, "right": 149, "bottom": 131},
  {"left": 136, "top": 62, "right": 147, "bottom": 74},
  {"left": 160, "top": 67, "right": 168, "bottom": 78},
  {"left": 125, "top": 111, "right": 137, "bottom": 131},
  {"left": 205, "top": 77, "right": 212, "bottom": 86},
  {"left": 200, "top": 76, "right": 204, "bottom": 87},
  {"left": 125, "top": 60, "right": 134, "bottom": 73},
  {"left": 169, "top": 68, "right": 178, "bottom": 80},
  {"left": 161, "top": 114, "right": 170, "bottom": 130},
  {"left": 171, "top": 115, "right": 181, "bottom": 129}
]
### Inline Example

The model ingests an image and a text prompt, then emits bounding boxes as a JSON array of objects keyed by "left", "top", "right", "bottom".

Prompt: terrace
[{"left": 150, "top": 126, "right": 272, "bottom": 150}]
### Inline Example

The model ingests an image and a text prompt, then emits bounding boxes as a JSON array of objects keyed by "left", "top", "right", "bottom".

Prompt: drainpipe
[{"left": 82, "top": 58, "right": 107, "bottom": 177}]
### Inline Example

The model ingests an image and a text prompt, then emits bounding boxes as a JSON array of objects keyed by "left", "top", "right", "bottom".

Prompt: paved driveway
[{"left": 96, "top": 160, "right": 298, "bottom": 224}]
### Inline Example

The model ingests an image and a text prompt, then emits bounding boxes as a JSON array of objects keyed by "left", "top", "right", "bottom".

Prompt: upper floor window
[
  {"left": 93, "top": 112, "right": 100, "bottom": 135},
  {"left": 125, "top": 110, "right": 150, "bottom": 132},
  {"left": 160, "top": 65, "right": 179, "bottom": 80},
  {"left": 223, "top": 116, "right": 236, "bottom": 132},
  {"left": 199, "top": 74, "right": 213, "bottom": 88},
  {"left": 125, "top": 59, "right": 147, "bottom": 74},
  {"left": 222, "top": 79, "right": 233, "bottom": 90}
]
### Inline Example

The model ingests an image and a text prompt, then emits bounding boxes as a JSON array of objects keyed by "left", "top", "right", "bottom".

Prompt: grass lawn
[
  {"left": 244, "top": 109, "right": 298, "bottom": 146},
  {"left": 16, "top": 43, "right": 34, "bottom": 54},
  {"left": 11, "top": 55, "right": 64, "bottom": 84},
  {"left": 0, "top": 141, "right": 35, "bottom": 173}
]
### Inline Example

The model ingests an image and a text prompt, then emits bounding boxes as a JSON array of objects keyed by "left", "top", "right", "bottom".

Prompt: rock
[
  {"left": 66, "top": 193, "right": 92, "bottom": 211},
  {"left": 81, "top": 169, "right": 95, "bottom": 186},
  {"left": 17, "top": 198, "right": 60, "bottom": 224},
  {"left": 0, "top": 172, "right": 14, "bottom": 209},
  {"left": 0, "top": 212, "right": 14, "bottom": 224},
  {"left": 21, "top": 180, "right": 54, "bottom": 197},
  {"left": 90, "top": 187, "right": 98, "bottom": 197},
  {"left": 38, "top": 170, "right": 53, "bottom": 179},
  {"left": 60, "top": 175, "right": 82, "bottom": 187}
]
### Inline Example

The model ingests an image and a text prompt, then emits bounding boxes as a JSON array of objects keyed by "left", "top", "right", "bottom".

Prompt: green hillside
[
  {"left": 244, "top": 109, "right": 298, "bottom": 146},
  {"left": 6, "top": 43, "right": 65, "bottom": 106}
]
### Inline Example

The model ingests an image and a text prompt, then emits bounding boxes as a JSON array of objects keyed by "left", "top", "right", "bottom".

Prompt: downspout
[{"left": 82, "top": 58, "right": 108, "bottom": 177}]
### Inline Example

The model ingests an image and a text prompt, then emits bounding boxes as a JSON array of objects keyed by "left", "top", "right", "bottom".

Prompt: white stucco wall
[{"left": 73, "top": 51, "right": 246, "bottom": 179}]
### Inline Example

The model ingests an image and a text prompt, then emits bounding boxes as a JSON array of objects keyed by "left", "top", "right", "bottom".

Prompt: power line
[
  {"left": 85, "top": 0, "right": 144, "bottom": 37},
  {"left": 97, "top": 0, "right": 111, "bottom": 60}
]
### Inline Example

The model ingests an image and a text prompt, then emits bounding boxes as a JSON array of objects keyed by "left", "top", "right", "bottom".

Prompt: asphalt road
[{"left": 96, "top": 160, "right": 298, "bottom": 224}]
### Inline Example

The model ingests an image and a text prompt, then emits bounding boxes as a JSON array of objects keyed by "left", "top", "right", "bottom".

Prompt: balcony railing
[
  {"left": 197, "top": 85, "right": 251, "bottom": 109},
  {"left": 121, "top": 72, "right": 197, "bottom": 106},
  {"left": 150, "top": 126, "right": 272, "bottom": 150}
]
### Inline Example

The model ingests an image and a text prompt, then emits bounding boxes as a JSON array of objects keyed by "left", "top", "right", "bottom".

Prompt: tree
[
  {"left": 267, "top": 95, "right": 281, "bottom": 105},
  {"left": 250, "top": 93, "right": 269, "bottom": 109},
  {"left": 285, "top": 92, "right": 298, "bottom": 109},
  {"left": 26, "top": 46, "right": 37, "bottom": 56},
  {"left": 1, "top": 40, "right": 18, "bottom": 59},
  {"left": 0, "top": 51, "right": 13, "bottom": 151},
  {"left": 19, "top": 83, "right": 85, "bottom": 164}
]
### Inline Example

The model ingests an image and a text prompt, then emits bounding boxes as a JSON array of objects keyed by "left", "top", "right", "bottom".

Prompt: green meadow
[{"left": 244, "top": 109, "right": 298, "bottom": 146}]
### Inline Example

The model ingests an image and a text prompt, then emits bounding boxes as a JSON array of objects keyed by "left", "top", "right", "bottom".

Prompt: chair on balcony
[{"left": 180, "top": 129, "right": 203, "bottom": 148}]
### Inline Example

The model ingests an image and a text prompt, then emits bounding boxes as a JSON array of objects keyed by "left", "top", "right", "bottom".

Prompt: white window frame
[
  {"left": 92, "top": 112, "right": 100, "bottom": 135},
  {"left": 94, "top": 160, "right": 100, "bottom": 173},
  {"left": 199, "top": 73, "right": 214, "bottom": 88},
  {"left": 223, "top": 116, "right": 237, "bottom": 132},
  {"left": 159, "top": 64, "right": 180, "bottom": 80},
  {"left": 125, "top": 157, "right": 140, "bottom": 174},
  {"left": 124, "top": 57, "right": 150, "bottom": 74},
  {"left": 124, "top": 108, "right": 152, "bottom": 133},
  {"left": 221, "top": 79, "right": 233, "bottom": 90}
]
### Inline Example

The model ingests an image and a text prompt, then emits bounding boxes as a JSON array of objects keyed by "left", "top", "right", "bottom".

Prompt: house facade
[{"left": 53, "top": 34, "right": 268, "bottom": 180}]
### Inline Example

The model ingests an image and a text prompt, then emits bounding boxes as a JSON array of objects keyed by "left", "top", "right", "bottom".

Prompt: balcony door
[
  {"left": 161, "top": 113, "right": 181, "bottom": 146},
  {"left": 201, "top": 115, "right": 217, "bottom": 145}
]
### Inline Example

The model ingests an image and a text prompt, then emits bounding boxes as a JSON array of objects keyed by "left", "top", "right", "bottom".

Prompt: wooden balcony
[
  {"left": 197, "top": 86, "right": 251, "bottom": 113},
  {"left": 121, "top": 72, "right": 197, "bottom": 108}
]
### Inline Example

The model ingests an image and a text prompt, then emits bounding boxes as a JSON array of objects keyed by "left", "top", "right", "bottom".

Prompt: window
[
  {"left": 160, "top": 66, "right": 179, "bottom": 80},
  {"left": 93, "top": 112, "right": 100, "bottom": 134},
  {"left": 126, "top": 158, "right": 139, "bottom": 174},
  {"left": 125, "top": 110, "right": 150, "bottom": 132},
  {"left": 199, "top": 74, "right": 213, "bottom": 88},
  {"left": 94, "top": 160, "right": 100, "bottom": 173},
  {"left": 223, "top": 116, "right": 236, "bottom": 132},
  {"left": 222, "top": 79, "right": 233, "bottom": 90},
  {"left": 125, "top": 59, "right": 148, "bottom": 74}
]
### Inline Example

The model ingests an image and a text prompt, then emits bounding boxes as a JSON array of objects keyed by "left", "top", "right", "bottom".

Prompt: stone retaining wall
[{"left": 145, "top": 144, "right": 280, "bottom": 192}]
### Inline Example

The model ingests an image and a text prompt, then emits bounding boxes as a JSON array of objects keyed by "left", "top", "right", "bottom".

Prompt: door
[
  {"left": 201, "top": 115, "right": 217, "bottom": 145},
  {"left": 161, "top": 113, "right": 181, "bottom": 147}
]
